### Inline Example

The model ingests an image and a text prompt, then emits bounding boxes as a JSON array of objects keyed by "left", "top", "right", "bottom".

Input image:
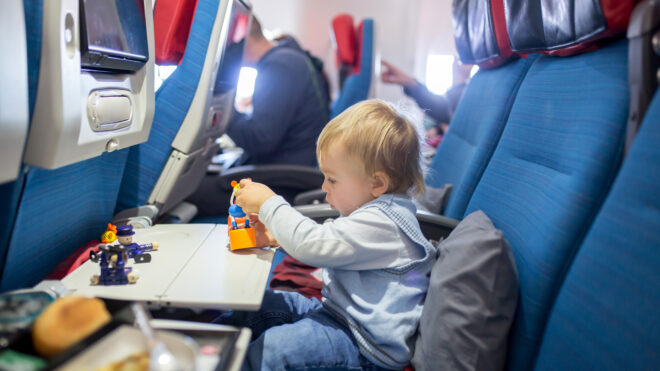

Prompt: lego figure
[
  {"left": 89, "top": 244, "right": 138, "bottom": 285},
  {"left": 113, "top": 225, "right": 159, "bottom": 263}
]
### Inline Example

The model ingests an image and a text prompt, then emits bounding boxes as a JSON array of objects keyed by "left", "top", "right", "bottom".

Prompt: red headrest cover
[
  {"left": 154, "top": 0, "right": 199, "bottom": 65},
  {"left": 331, "top": 14, "right": 357, "bottom": 67},
  {"left": 353, "top": 21, "right": 365, "bottom": 74}
]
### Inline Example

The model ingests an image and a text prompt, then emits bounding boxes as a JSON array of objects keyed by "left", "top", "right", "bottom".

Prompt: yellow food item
[
  {"left": 32, "top": 296, "right": 111, "bottom": 358},
  {"left": 96, "top": 352, "right": 149, "bottom": 371}
]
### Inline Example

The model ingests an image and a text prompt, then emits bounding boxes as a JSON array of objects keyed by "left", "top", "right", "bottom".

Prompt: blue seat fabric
[
  {"left": 426, "top": 55, "right": 537, "bottom": 219},
  {"left": 1, "top": 150, "right": 129, "bottom": 291},
  {"left": 464, "top": 40, "right": 629, "bottom": 370},
  {"left": 330, "top": 19, "right": 373, "bottom": 119},
  {"left": 116, "top": 0, "right": 220, "bottom": 213},
  {"left": 534, "top": 92, "right": 660, "bottom": 370}
]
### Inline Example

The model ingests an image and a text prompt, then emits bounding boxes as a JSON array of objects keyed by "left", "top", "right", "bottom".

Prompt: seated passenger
[
  {"left": 381, "top": 59, "right": 472, "bottom": 146},
  {"left": 223, "top": 100, "right": 436, "bottom": 370},
  {"left": 225, "top": 16, "right": 330, "bottom": 166}
]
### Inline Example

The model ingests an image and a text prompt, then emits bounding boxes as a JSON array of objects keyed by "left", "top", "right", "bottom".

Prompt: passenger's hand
[
  {"left": 381, "top": 60, "right": 417, "bottom": 87},
  {"left": 235, "top": 179, "right": 277, "bottom": 214},
  {"left": 250, "top": 213, "right": 278, "bottom": 247}
]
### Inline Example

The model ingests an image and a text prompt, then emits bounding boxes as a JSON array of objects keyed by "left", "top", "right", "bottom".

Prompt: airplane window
[
  {"left": 425, "top": 54, "right": 454, "bottom": 95},
  {"left": 234, "top": 66, "right": 257, "bottom": 113},
  {"left": 154, "top": 65, "right": 177, "bottom": 91}
]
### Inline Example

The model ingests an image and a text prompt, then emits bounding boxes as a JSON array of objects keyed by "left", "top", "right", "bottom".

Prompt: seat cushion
[
  {"left": 413, "top": 184, "right": 452, "bottom": 215},
  {"left": 412, "top": 210, "right": 518, "bottom": 371}
]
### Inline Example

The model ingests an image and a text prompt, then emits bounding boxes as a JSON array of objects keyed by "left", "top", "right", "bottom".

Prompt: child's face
[{"left": 319, "top": 142, "right": 378, "bottom": 217}]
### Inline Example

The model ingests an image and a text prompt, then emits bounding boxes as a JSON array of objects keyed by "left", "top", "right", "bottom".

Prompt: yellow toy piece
[{"left": 100, "top": 223, "right": 118, "bottom": 243}]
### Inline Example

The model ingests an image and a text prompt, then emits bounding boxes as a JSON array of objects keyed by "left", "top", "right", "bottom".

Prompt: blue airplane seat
[
  {"left": 462, "top": 39, "right": 629, "bottom": 370},
  {"left": 1, "top": 152, "right": 130, "bottom": 292},
  {"left": 0, "top": 0, "right": 37, "bottom": 285},
  {"left": 533, "top": 88, "right": 660, "bottom": 369},
  {"left": 536, "top": 85, "right": 660, "bottom": 370},
  {"left": 330, "top": 18, "right": 374, "bottom": 119},
  {"left": 425, "top": 55, "right": 536, "bottom": 219},
  {"left": 116, "top": 0, "right": 220, "bottom": 216},
  {"left": 1, "top": 0, "right": 155, "bottom": 291}
]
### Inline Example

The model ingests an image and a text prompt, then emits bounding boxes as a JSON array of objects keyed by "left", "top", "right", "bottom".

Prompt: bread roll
[{"left": 32, "top": 296, "right": 111, "bottom": 358}]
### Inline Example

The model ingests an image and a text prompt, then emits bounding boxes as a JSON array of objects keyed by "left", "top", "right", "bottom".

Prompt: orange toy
[{"left": 228, "top": 180, "right": 257, "bottom": 250}]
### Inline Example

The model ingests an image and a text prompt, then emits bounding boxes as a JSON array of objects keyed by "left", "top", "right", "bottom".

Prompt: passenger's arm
[
  {"left": 226, "top": 60, "right": 304, "bottom": 157},
  {"left": 403, "top": 83, "right": 453, "bottom": 123},
  {"left": 259, "top": 196, "right": 405, "bottom": 270}
]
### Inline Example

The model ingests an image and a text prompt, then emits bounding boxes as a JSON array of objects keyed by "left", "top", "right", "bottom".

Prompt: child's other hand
[
  {"left": 235, "top": 179, "right": 276, "bottom": 214},
  {"left": 250, "top": 213, "right": 278, "bottom": 247}
]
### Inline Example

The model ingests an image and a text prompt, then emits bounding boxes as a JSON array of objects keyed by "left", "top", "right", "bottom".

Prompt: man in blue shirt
[{"left": 226, "top": 17, "right": 329, "bottom": 166}]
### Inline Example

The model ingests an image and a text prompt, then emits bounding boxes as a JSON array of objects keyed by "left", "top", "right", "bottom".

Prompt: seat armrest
[
  {"left": 218, "top": 164, "right": 324, "bottom": 191},
  {"left": 295, "top": 203, "right": 340, "bottom": 223},
  {"left": 294, "top": 203, "right": 459, "bottom": 241},
  {"left": 293, "top": 189, "right": 327, "bottom": 205},
  {"left": 416, "top": 209, "right": 459, "bottom": 241}
]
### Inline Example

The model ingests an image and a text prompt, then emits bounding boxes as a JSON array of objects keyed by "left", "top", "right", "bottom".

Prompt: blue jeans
[{"left": 218, "top": 290, "right": 390, "bottom": 371}]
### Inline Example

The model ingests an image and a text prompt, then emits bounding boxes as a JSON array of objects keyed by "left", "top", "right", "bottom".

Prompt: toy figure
[
  {"left": 89, "top": 244, "right": 138, "bottom": 285},
  {"left": 100, "top": 223, "right": 118, "bottom": 243},
  {"left": 228, "top": 180, "right": 257, "bottom": 250},
  {"left": 113, "top": 225, "right": 159, "bottom": 263}
]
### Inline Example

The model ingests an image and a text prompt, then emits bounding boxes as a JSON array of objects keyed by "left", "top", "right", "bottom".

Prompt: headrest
[
  {"left": 154, "top": 0, "right": 199, "bottom": 65},
  {"left": 331, "top": 14, "right": 356, "bottom": 67},
  {"left": 504, "top": 0, "right": 640, "bottom": 56},
  {"left": 452, "top": 0, "right": 513, "bottom": 69},
  {"left": 453, "top": 0, "right": 639, "bottom": 68},
  {"left": 354, "top": 21, "right": 366, "bottom": 74}
]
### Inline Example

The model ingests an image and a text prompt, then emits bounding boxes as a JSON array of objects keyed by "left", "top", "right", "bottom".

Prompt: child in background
[{"left": 229, "top": 99, "right": 437, "bottom": 370}]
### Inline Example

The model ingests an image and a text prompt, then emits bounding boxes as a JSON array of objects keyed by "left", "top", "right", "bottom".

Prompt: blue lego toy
[
  {"left": 113, "top": 225, "right": 159, "bottom": 263},
  {"left": 89, "top": 244, "right": 138, "bottom": 285}
]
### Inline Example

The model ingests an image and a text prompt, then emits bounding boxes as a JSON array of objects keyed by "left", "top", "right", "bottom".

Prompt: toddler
[{"left": 230, "top": 99, "right": 437, "bottom": 370}]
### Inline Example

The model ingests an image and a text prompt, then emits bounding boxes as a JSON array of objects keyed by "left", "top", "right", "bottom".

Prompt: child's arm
[{"left": 259, "top": 196, "right": 418, "bottom": 270}]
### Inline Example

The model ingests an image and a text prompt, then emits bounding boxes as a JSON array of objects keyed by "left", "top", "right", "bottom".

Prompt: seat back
[
  {"left": 464, "top": 39, "right": 629, "bottom": 369},
  {"left": 426, "top": 56, "right": 535, "bottom": 219},
  {"left": 330, "top": 18, "right": 374, "bottom": 118},
  {"left": 331, "top": 14, "right": 356, "bottom": 89},
  {"left": 533, "top": 87, "right": 660, "bottom": 370},
  {"left": 117, "top": 0, "right": 250, "bottom": 221},
  {"left": 423, "top": 0, "right": 527, "bottom": 219},
  {"left": 1, "top": 0, "right": 156, "bottom": 291},
  {"left": 0, "top": 0, "right": 29, "bottom": 185},
  {"left": 0, "top": 0, "right": 32, "bottom": 284}
]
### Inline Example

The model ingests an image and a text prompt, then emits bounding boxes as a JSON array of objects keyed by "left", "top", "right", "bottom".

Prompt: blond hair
[{"left": 317, "top": 99, "right": 425, "bottom": 194}]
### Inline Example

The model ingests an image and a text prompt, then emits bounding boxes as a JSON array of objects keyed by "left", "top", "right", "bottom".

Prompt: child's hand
[
  {"left": 235, "top": 179, "right": 277, "bottom": 214},
  {"left": 250, "top": 213, "right": 278, "bottom": 247}
]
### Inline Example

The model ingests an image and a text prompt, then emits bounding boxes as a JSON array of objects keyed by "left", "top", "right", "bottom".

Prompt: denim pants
[{"left": 218, "top": 290, "right": 390, "bottom": 371}]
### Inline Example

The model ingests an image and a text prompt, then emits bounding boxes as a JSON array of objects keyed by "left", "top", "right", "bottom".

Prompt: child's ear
[{"left": 371, "top": 171, "right": 390, "bottom": 197}]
